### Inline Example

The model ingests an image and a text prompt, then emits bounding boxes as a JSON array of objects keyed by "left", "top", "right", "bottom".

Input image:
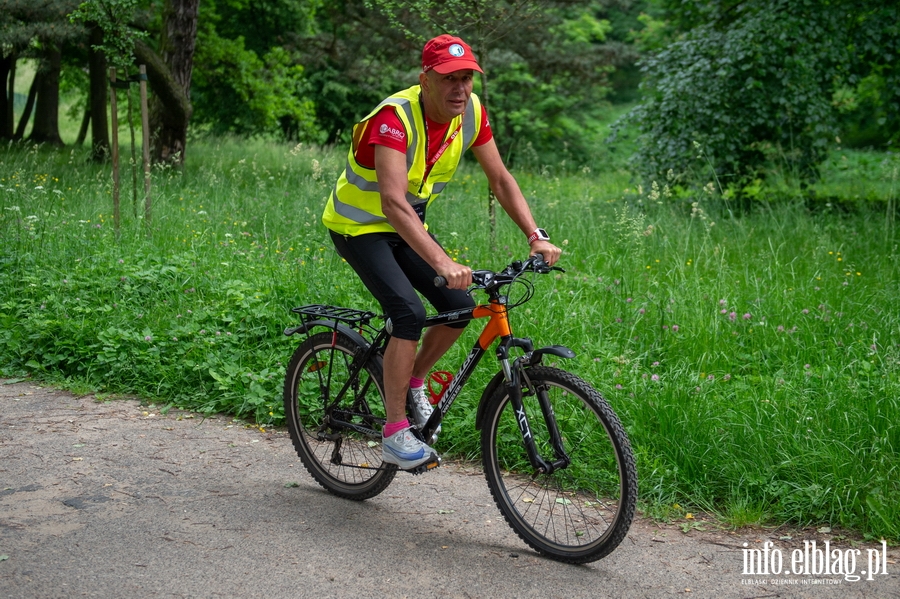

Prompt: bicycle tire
[
  {"left": 481, "top": 366, "right": 637, "bottom": 563},
  {"left": 283, "top": 331, "right": 396, "bottom": 500}
]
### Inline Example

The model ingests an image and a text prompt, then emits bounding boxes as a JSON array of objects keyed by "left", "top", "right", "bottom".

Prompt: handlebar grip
[{"left": 434, "top": 276, "right": 447, "bottom": 288}]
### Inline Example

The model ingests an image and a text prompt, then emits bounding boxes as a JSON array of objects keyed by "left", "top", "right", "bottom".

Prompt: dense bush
[{"left": 616, "top": 0, "right": 900, "bottom": 190}]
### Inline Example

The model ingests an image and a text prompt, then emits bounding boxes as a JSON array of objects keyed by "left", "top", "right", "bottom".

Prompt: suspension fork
[
  {"left": 519, "top": 364, "right": 571, "bottom": 471},
  {"left": 501, "top": 342, "right": 571, "bottom": 475}
]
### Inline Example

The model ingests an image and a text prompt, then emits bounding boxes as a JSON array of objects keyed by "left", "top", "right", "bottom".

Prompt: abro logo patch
[{"left": 379, "top": 123, "right": 405, "bottom": 140}]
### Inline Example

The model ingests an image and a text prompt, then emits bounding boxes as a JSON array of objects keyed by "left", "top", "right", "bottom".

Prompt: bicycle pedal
[{"left": 404, "top": 455, "right": 441, "bottom": 475}]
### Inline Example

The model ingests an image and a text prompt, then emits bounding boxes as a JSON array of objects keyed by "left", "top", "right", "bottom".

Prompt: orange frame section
[{"left": 473, "top": 300, "right": 512, "bottom": 350}]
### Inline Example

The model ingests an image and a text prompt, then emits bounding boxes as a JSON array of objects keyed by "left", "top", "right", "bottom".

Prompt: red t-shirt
[{"left": 354, "top": 104, "right": 493, "bottom": 169}]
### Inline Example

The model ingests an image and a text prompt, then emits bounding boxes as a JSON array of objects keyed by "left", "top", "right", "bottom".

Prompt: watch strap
[{"left": 527, "top": 228, "right": 550, "bottom": 244}]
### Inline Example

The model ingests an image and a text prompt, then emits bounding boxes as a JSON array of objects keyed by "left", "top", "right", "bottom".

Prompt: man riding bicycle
[{"left": 322, "top": 34, "right": 561, "bottom": 471}]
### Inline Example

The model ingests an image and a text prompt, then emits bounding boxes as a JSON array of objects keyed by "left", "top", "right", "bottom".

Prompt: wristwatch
[{"left": 527, "top": 227, "right": 550, "bottom": 244}]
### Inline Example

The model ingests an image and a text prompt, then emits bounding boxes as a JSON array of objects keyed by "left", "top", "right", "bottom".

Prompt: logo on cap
[{"left": 448, "top": 44, "right": 465, "bottom": 57}]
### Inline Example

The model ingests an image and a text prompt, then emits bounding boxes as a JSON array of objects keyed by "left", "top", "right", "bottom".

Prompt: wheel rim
[{"left": 486, "top": 377, "right": 633, "bottom": 555}]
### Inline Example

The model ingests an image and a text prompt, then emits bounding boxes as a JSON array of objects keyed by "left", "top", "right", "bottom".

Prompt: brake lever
[{"left": 529, "top": 257, "right": 552, "bottom": 274}]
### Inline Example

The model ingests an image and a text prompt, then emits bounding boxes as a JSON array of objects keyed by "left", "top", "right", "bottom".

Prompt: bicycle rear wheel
[
  {"left": 481, "top": 366, "right": 637, "bottom": 563},
  {"left": 283, "top": 331, "right": 396, "bottom": 500}
]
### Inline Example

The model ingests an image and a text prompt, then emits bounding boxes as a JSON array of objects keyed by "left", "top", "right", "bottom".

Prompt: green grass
[
  {"left": 812, "top": 148, "right": 900, "bottom": 204},
  {"left": 1, "top": 137, "right": 898, "bottom": 542}
]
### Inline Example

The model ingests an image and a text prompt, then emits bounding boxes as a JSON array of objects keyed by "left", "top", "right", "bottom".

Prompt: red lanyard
[
  {"left": 428, "top": 122, "right": 462, "bottom": 166},
  {"left": 420, "top": 94, "right": 464, "bottom": 186},
  {"left": 423, "top": 120, "right": 462, "bottom": 183}
]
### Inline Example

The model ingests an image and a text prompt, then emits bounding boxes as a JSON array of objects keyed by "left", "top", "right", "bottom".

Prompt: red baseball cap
[{"left": 422, "top": 34, "right": 483, "bottom": 74}]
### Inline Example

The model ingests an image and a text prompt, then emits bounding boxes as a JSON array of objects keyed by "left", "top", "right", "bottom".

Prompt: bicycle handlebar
[{"left": 433, "top": 254, "right": 557, "bottom": 289}]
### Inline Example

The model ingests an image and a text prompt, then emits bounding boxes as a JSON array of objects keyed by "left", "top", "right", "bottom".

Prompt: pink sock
[
  {"left": 409, "top": 376, "right": 425, "bottom": 389},
  {"left": 383, "top": 419, "right": 409, "bottom": 438}
]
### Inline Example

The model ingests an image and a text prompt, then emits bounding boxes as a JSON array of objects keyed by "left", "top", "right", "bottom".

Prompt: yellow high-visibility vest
[{"left": 322, "top": 85, "right": 484, "bottom": 236}]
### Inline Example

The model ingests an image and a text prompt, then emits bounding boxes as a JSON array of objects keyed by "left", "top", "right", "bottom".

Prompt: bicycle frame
[
  {"left": 288, "top": 269, "right": 576, "bottom": 474},
  {"left": 419, "top": 300, "right": 518, "bottom": 428},
  {"left": 295, "top": 299, "right": 513, "bottom": 435},
  {"left": 421, "top": 298, "right": 575, "bottom": 474}
]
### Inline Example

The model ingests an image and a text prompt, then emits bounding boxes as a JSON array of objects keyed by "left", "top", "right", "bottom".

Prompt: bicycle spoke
[{"left": 482, "top": 366, "right": 636, "bottom": 563}]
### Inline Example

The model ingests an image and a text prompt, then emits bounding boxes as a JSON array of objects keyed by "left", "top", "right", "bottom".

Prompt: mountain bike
[{"left": 282, "top": 255, "right": 637, "bottom": 563}]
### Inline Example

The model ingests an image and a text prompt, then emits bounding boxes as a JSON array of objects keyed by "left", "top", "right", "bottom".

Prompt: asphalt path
[{"left": 1, "top": 380, "right": 897, "bottom": 599}]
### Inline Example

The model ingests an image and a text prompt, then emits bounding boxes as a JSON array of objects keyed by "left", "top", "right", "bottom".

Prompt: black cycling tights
[{"left": 330, "top": 230, "right": 473, "bottom": 341}]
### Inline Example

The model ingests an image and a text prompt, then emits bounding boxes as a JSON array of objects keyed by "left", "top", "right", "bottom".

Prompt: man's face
[{"left": 419, "top": 69, "right": 475, "bottom": 124}]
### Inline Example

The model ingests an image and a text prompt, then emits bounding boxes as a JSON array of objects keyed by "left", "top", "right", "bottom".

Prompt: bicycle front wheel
[
  {"left": 283, "top": 331, "right": 396, "bottom": 500},
  {"left": 481, "top": 366, "right": 637, "bottom": 563}
]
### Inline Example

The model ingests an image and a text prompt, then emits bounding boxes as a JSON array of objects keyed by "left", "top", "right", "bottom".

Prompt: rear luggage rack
[{"left": 290, "top": 304, "right": 378, "bottom": 327}]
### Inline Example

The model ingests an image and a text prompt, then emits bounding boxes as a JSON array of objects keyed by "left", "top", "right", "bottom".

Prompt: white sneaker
[
  {"left": 382, "top": 428, "right": 439, "bottom": 470},
  {"left": 410, "top": 385, "right": 441, "bottom": 441}
]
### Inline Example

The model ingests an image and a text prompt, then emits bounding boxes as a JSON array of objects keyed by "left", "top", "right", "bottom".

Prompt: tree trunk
[
  {"left": 76, "top": 103, "right": 90, "bottom": 145},
  {"left": 88, "top": 24, "right": 110, "bottom": 160},
  {"left": 29, "top": 45, "right": 64, "bottom": 146},
  {"left": 15, "top": 73, "right": 39, "bottom": 140},
  {"left": 0, "top": 52, "right": 15, "bottom": 140},
  {"left": 134, "top": 40, "right": 189, "bottom": 164},
  {"left": 145, "top": 0, "right": 199, "bottom": 164}
]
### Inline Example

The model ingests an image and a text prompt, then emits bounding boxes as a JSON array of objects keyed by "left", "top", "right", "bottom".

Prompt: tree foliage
[
  {"left": 282, "top": 0, "right": 420, "bottom": 144},
  {"left": 0, "top": 0, "right": 82, "bottom": 49},
  {"left": 364, "top": 0, "right": 624, "bottom": 166},
  {"left": 485, "top": 3, "right": 619, "bottom": 165},
  {"left": 617, "top": 0, "right": 900, "bottom": 188},
  {"left": 189, "top": 0, "right": 320, "bottom": 140},
  {"left": 4, "top": 0, "right": 643, "bottom": 165},
  {"left": 69, "top": 0, "right": 144, "bottom": 69}
]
